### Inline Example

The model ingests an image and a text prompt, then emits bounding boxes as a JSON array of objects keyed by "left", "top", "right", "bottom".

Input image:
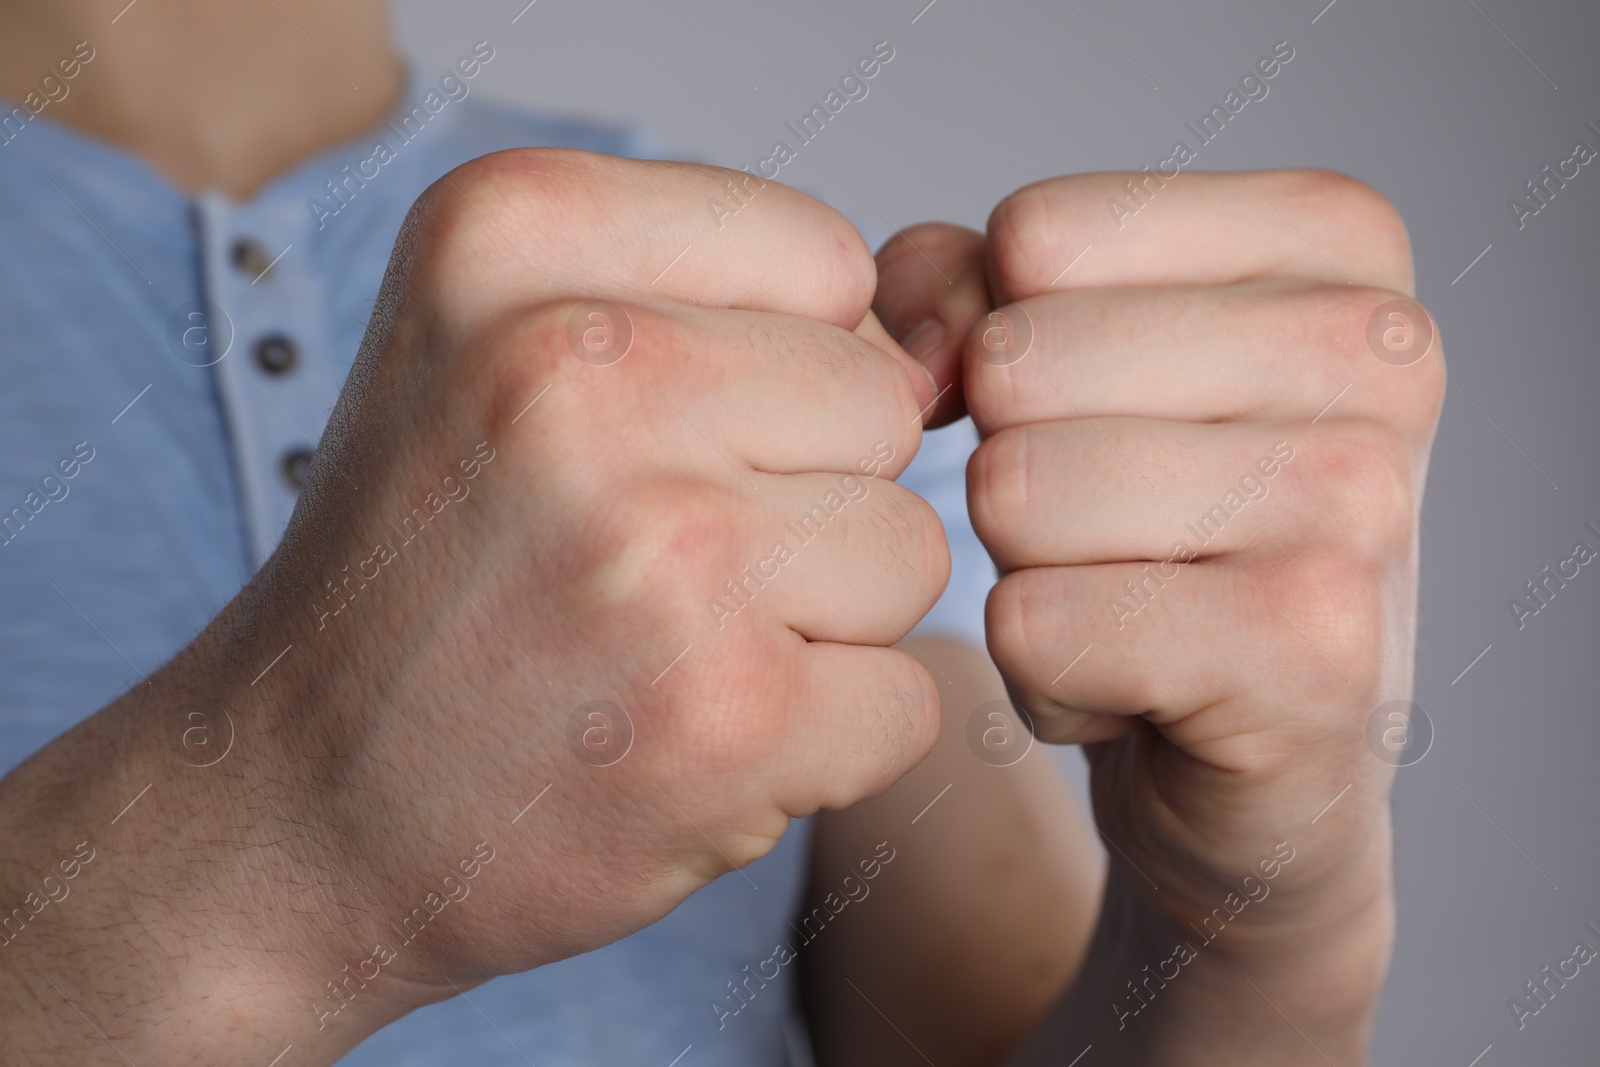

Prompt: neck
[{"left": 0, "top": 0, "right": 403, "bottom": 197}]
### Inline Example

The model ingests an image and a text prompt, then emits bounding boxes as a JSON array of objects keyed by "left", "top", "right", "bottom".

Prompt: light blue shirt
[{"left": 0, "top": 61, "right": 991, "bottom": 1066}]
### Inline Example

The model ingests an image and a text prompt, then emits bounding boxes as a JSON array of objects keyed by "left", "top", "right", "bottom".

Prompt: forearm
[
  {"left": 803, "top": 635, "right": 1104, "bottom": 1066},
  {"left": 0, "top": 610, "right": 420, "bottom": 1065},
  {"left": 1011, "top": 862, "right": 1393, "bottom": 1066}
]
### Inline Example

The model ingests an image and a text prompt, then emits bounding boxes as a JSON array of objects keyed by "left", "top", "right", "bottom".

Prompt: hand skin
[
  {"left": 804, "top": 232, "right": 1107, "bottom": 1067},
  {"left": 872, "top": 170, "right": 1445, "bottom": 1063},
  {"left": 0, "top": 150, "right": 954, "bottom": 1065},
  {"left": 0, "top": 4, "right": 1105, "bottom": 1059}
]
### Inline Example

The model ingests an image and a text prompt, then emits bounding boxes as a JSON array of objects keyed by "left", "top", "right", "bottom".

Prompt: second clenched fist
[{"left": 965, "top": 171, "right": 1444, "bottom": 990}]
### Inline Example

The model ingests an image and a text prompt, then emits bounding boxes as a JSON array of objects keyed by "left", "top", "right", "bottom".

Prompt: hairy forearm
[
  {"left": 1010, "top": 862, "right": 1393, "bottom": 1066},
  {"left": 0, "top": 614, "right": 424, "bottom": 1065}
]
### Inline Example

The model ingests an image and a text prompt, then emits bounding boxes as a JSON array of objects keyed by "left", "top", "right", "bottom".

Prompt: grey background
[{"left": 393, "top": 0, "right": 1600, "bottom": 1061}]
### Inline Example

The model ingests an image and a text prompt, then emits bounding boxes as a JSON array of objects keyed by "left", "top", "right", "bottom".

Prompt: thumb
[{"left": 872, "top": 223, "right": 991, "bottom": 429}]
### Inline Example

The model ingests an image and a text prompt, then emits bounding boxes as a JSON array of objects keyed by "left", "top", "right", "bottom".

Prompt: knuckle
[
  {"left": 408, "top": 148, "right": 608, "bottom": 291},
  {"left": 496, "top": 298, "right": 577, "bottom": 369},
  {"left": 409, "top": 152, "right": 524, "bottom": 259},
  {"left": 1280, "top": 169, "right": 1413, "bottom": 284},
  {"left": 1287, "top": 169, "right": 1402, "bottom": 233},
  {"left": 1332, "top": 286, "right": 1448, "bottom": 417},
  {"left": 986, "top": 180, "right": 1059, "bottom": 298},
  {"left": 823, "top": 236, "right": 880, "bottom": 322},
  {"left": 960, "top": 341, "right": 1004, "bottom": 433},
  {"left": 482, "top": 298, "right": 652, "bottom": 439},
  {"left": 1313, "top": 283, "right": 1406, "bottom": 352},
  {"left": 1390, "top": 304, "right": 1449, "bottom": 419},
  {"left": 873, "top": 482, "right": 951, "bottom": 594},
  {"left": 576, "top": 476, "right": 749, "bottom": 631},
  {"left": 448, "top": 146, "right": 606, "bottom": 217},
  {"left": 825, "top": 657, "right": 940, "bottom": 807},
  {"left": 761, "top": 189, "right": 877, "bottom": 319},
  {"left": 983, "top": 571, "right": 1030, "bottom": 674},
  {"left": 758, "top": 319, "right": 922, "bottom": 448},
  {"left": 967, "top": 427, "right": 1031, "bottom": 556},
  {"left": 471, "top": 303, "right": 577, "bottom": 451},
  {"left": 984, "top": 569, "right": 1053, "bottom": 689},
  {"left": 1415, "top": 323, "right": 1448, "bottom": 409},
  {"left": 643, "top": 479, "right": 751, "bottom": 585},
  {"left": 1311, "top": 424, "right": 1417, "bottom": 559},
  {"left": 862, "top": 364, "right": 924, "bottom": 467},
  {"left": 960, "top": 306, "right": 1035, "bottom": 434},
  {"left": 795, "top": 191, "right": 877, "bottom": 293},
  {"left": 886, "top": 659, "right": 942, "bottom": 775},
  {"left": 1259, "top": 553, "right": 1383, "bottom": 692},
  {"left": 1297, "top": 281, "right": 1445, "bottom": 440}
]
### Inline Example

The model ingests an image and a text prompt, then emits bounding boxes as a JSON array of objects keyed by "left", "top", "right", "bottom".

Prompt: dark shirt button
[
  {"left": 254, "top": 334, "right": 298, "bottom": 375},
  {"left": 231, "top": 238, "right": 275, "bottom": 280},
  {"left": 282, "top": 448, "right": 314, "bottom": 490}
]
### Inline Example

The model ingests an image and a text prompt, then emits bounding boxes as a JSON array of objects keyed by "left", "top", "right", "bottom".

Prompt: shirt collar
[{"left": 0, "top": 62, "right": 443, "bottom": 222}]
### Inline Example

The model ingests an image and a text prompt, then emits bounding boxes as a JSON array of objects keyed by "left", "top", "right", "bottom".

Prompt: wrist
[
  {"left": 1015, "top": 855, "right": 1392, "bottom": 1066},
  {"left": 1138, "top": 873, "right": 1393, "bottom": 1027},
  {"left": 0, "top": 605, "right": 421, "bottom": 1064}
]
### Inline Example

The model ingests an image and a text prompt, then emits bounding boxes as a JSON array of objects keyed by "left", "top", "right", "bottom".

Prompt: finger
[
  {"left": 964, "top": 281, "right": 1440, "bottom": 436},
  {"left": 986, "top": 170, "right": 1414, "bottom": 302},
  {"left": 855, "top": 310, "right": 942, "bottom": 421},
  {"left": 420, "top": 149, "right": 879, "bottom": 327},
  {"left": 985, "top": 561, "right": 1357, "bottom": 756},
  {"left": 722, "top": 473, "right": 950, "bottom": 646},
  {"left": 872, "top": 223, "right": 993, "bottom": 427},
  {"left": 583, "top": 301, "right": 927, "bottom": 477},
  {"left": 779, "top": 642, "right": 942, "bottom": 813},
  {"left": 968, "top": 419, "right": 1408, "bottom": 570}
]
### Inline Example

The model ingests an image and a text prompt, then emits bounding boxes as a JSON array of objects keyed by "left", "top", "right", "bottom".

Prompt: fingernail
[{"left": 900, "top": 318, "right": 945, "bottom": 363}]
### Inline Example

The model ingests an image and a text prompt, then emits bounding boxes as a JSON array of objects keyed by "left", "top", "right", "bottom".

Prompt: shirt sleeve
[{"left": 896, "top": 417, "right": 994, "bottom": 648}]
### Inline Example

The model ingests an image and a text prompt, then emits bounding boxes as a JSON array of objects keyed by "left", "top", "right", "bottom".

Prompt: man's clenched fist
[
  {"left": 878, "top": 169, "right": 1443, "bottom": 1059},
  {"left": 271, "top": 150, "right": 952, "bottom": 989},
  {"left": 0, "top": 150, "right": 951, "bottom": 1065}
]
